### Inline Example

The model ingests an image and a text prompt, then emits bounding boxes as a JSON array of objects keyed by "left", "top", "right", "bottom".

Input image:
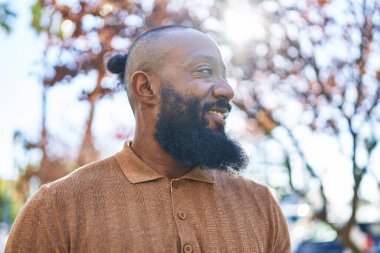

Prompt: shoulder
[
  {"left": 210, "top": 169, "right": 280, "bottom": 215},
  {"left": 44, "top": 155, "right": 121, "bottom": 191},
  {"left": 210, "top": 170, "right": 291, "bottom": 252},
  {"left": 15, "top": 155, "right": 128, "bottom": 222},
  {"left": 211, "top": 169, "right": 271, "bottom": 197},
  {"left": 32, "top": 155, "right": 128, "bottom": 205},
  {"left": 10, "top": 154, "right": 126, "bottom": 221}
]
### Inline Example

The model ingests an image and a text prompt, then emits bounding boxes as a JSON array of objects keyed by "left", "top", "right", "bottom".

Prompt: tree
[
  {"left": 0, "top": 2, "right": 16, "bottom": 33},
  {"left": 231, "top": 0, "right": 380, "bottom": 252},
  {"left": 0, "top": 180, "right": 21, "bottom": 226}
]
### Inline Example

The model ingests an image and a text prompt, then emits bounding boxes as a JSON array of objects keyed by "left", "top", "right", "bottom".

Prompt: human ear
[{"left": 130, "top": 71, "right": 158, "bottom": 106}]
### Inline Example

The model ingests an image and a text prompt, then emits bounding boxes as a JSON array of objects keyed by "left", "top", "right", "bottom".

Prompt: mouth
[
  {"left": 208, "top": 110, "right": 228, "bottom": 120},
  {"left": 203, "top": 100, "right": 232, "bottom": 128},
  {"left": 207, "top": 107, "right": 230, "bottom": 127}
]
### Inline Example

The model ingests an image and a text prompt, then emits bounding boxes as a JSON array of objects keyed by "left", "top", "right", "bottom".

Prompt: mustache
[{"left": 203, "top": 100, "right": 232, "bottom": 113}]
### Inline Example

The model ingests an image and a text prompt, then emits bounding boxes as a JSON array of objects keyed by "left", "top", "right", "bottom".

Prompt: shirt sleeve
[
  {"left": 266, "top": 188, "right": 292, "bottom": 253},
  {"left": 5, "top": 185, "right": 67, "bottom": 253}
]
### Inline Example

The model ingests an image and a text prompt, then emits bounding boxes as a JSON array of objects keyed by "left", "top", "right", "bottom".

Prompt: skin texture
[{"left": 129, "top": 29, "right": 235, "bottom": 178}]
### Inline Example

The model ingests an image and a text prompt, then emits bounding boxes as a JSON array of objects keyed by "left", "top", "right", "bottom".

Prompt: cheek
[{"left": 185, "top": 81, "right": 214, "bottom": 98}]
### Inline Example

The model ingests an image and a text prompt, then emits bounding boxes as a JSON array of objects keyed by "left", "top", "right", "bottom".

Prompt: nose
[{"left": 212, "top": 78, "right": 234, "bottom": 101}]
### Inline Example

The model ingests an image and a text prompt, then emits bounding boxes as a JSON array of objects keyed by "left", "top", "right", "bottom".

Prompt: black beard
[{"left": 154, "top": 82, "right": 248, "bottom": 172}]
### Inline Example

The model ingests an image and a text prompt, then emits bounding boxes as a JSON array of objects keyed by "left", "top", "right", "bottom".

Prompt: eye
[{"left": 198, "top": 68, "right": 213, "bottom": 75}]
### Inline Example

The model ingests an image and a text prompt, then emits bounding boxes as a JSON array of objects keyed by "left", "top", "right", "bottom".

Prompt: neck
[{"left": 131, "top": 120, "right": 192, "bottom": 179}]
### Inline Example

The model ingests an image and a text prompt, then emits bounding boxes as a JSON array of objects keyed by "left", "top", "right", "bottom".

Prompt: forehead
[{"left": 158, "top": 30, "right": 224, "bottom": 65}]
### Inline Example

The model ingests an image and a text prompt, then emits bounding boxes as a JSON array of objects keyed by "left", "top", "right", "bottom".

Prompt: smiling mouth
[{"left": 209, "top": 110, "right": 228, "bottom": 120}]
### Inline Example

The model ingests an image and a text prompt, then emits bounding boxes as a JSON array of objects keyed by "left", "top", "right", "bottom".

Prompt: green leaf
[
  {"left": 31, "top": 1, "right": 43, "bottom": 33},
  {"left": 0, "top": 22, "right": 11, "bottom": 33},
  {"left": 0, "top": 3, "right": 16, "bottom": 34}
]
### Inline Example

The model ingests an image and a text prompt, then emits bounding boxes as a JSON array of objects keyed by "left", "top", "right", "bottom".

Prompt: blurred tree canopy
[
  {"left": 11, "top": 0, "right": 380, "bottom": 252},
  {"left": 0, "top": 2, "right": 16, "bottom": 33},
  {"left": 0, "top": 180, "right": 21, "bottom": 226},
  {"left": 233, "top": 0, "right": 380, "bottom": 252}
]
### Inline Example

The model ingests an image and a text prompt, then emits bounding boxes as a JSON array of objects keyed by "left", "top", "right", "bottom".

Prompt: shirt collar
[{"left": 114, "top": 142, "right": 214, "bottom": 184}]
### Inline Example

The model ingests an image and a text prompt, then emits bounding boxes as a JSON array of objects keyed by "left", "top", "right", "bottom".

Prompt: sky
[{"left": 0, "top": 0, "right": 45, "bottom": 179}]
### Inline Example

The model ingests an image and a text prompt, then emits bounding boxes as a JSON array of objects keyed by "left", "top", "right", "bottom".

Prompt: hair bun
[{"left": 106, "top": 54, "right": 127, "bottom": 74}]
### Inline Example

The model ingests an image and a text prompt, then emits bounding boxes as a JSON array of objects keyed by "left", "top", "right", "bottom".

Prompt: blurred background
[{"left": 0, "top": 0, "right": 380, "bottom": 252}]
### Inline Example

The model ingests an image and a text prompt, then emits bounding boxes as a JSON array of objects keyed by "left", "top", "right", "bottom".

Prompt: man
[{"left": 6, "top": 26, "right": 291, "bottom": 252}]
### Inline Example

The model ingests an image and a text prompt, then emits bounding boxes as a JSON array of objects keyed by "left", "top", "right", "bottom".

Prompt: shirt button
[
  {"left": 171, "top": 180, "right": 179, "bottom": 188},
  {"left": 183, "top": 244, "right": 193, "bottom": 253},
  {"left": 178, "top": 211, "right": 187, "bottom": 220}
]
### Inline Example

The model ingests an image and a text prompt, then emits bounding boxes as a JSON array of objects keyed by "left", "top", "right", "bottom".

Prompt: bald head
[
  {"left": 126, "top": 26, "right": 191, "bottom": 84},
  {"left": 107, "top": 26, "right": 224, "bottom": 112},
  {"left": 125, "top": 26, "right": 198, "bottom": 110}
]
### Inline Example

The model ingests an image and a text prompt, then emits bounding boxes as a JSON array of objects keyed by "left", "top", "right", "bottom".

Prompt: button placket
[{"left": 169, "top": 179, "right": 200, "bottom": 252}]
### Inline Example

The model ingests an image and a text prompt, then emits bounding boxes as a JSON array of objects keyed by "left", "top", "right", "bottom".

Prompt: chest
[{"left": 66, "top": 179, "right": 269, "bottom": 253}]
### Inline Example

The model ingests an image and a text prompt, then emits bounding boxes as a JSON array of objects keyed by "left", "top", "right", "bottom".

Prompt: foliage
[
  {"left": 0, "top": 180, "right": 22, "bottom": 225},
  {"left": 0, "top": 3, "right": 16, "bottom": 34},
  {"left": 31, "top": 2, "right": 44, "bottom": 33},
  {"left": 230, "top": 0, "right": 380, "bottom": 252}
]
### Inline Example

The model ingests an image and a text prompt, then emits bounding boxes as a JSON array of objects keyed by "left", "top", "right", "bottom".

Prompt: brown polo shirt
[{"left": 6, "top": 143, "right": 291, "bottom": 253}]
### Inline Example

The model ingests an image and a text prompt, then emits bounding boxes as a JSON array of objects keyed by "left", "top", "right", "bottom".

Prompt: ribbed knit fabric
[{"left": 6, "top": 142, "right": 291, "bottom": 253}]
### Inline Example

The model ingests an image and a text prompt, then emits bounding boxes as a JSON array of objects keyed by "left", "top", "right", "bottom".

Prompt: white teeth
[{"left": 209, "top": 110, "right": 227, "bottom": 119}]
